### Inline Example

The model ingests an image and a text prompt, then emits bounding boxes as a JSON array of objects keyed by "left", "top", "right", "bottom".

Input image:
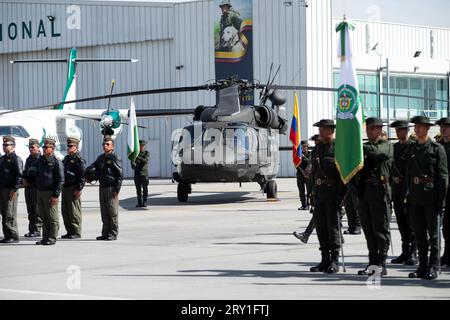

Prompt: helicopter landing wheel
[
  {"left": 177, "top": 182, "right": 190, "bottom": 202},
  {"left": 265, "top": 180, "right": 278, "bottom": 200}
]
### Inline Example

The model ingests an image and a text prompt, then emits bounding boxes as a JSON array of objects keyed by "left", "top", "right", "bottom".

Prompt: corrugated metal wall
[{"left": 0, "top": 0, "right": 334, "bottom": 178}]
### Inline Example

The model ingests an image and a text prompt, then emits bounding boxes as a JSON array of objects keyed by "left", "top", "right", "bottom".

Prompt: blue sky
[
  {"left": 85, "top": 0, "right": 450, "bottom": 29},
  {"left": 333, "top": 0, "right": 450, "bottom": 28}
]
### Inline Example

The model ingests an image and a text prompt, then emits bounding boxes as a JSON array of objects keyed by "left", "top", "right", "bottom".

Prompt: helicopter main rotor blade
[
  {"left": 261, "top": 84, "right": 450, "bottom": 104},
  {"left": 136, "top": 109, "right": 195, "bottom": 117}
]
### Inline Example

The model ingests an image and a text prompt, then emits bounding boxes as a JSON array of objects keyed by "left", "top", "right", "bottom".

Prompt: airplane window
[
  {"left": 0, "top": 126, "right": 30, "bottom": 138},
  {"left": 12, "top": 126, "right": 30, "bottom": 138}
]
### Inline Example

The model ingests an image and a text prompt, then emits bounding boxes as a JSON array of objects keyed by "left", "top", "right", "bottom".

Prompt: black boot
[
  {"left": 424, "top": 265, "right": 439, "bottom": 280},
  {"left": 293, "top": 231, "right": 310, "bottom": 244},
  {"left": 408, "top": 264, "right": 427, "bottom": 278},
  {"left": 310, "top": 251, "right": 330, "bottom": 272},
  {"left": 136, "top": 196, "right": 142, "bottom": 208},
  {"left": 327, "top": 250, "right": 340, "bottom": 274},
  {"left": 405, "top": 242, "right": 418, "bottom": 266},
  {"left": 441, "top": 248, "right": 449, "bottom": 267},
  {"left": 358, "top": 253, "right": 377, "bottom": 275},
  {"left": 379, "top": 254, "right": 388, "bottom": 276},
  {"left": 391, "top": 243, "right": 409, "bottom": 264}
]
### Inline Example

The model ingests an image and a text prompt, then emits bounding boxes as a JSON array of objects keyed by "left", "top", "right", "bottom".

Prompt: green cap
[
  {"left": 28, "top": 138, "right": 40, "bottom": 146},
  {"left": 313, "top": 119, "right": 335, "bottom": 128},
  {"left": 365, "top": 117, "right": 383, "bottom": 126},
  {"left": 2, "top": 136, "right": 15, "bottom": 145},
  {"left": 43, "top": 138, "right": 56, "bottom": 146},
  {"left": 435, "top": 117, "right": 450, "bottom": 126},
  {"left": 410, "top": 116, "right": 434, "bottom": 126},
  {"left": 67, "top": 136, "right": 80, "bottom": 146},
  {"left": 390, "top": 120, "right": 410, "bottom": 128}
]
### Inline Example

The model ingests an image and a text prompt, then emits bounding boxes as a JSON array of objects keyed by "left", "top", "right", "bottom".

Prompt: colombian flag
[{"left": 289, "top": 93, "right": 302, "bottom": 168}]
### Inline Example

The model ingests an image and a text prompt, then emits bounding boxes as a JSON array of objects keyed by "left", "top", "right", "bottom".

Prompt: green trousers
[
  {"left": 344, "top": 191, "right": 361, "bottom": 229},
  {"left": 409, "top": 204, "right": 440, "bottom": 266},
  {"left": 62, "top": 185, "right": 82, "bottom": 236},
  {"left": 37, "top": 190, "right": 59, "bottom": 242},
  {"left": 134, "top": 176, "right": 149, "bottom": 204},
  {"left": 0, "top": 188, "right": 19, "bottom": 240},
  {"left": 25, "top": 187, "right": 42, "bottom": 233},
  {"left": 359, "top": 196, "right": 392, "bottom": 259},
  {"left": 100, "top": 187, "right": 119, "bottom": 237}
]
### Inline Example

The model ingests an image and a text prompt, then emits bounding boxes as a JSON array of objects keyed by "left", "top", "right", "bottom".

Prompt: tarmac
[{"left": 0, "top": 178, "right": 449, "bottom": 300}]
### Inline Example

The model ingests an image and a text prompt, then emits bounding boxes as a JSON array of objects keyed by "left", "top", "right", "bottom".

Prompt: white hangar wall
[{"left": 0, "top": 0, "right": 334, "bottom": 178}]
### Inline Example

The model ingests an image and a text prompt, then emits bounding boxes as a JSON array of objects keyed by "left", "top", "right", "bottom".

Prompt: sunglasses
[
  {"left": 67, "top": 144, "right": 76, "bottom": 148},
  {"left": 102, "top": 142, "right": 112, "bottom": 146},
  {"left": 43, "top": 145, "right": 54, "bottom": 149},
  {"left": 2, "top": 144, "right": 13, "bottom": 147}
]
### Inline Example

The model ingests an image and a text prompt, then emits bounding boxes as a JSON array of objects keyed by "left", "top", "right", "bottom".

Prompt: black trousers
[
  {"left": 134, "top": 176, "right": 149, "bottom": 203},
  {"left": 392, "top": 192, "right": 415, "bottom": 252},
  {"left": 313, "top": 201, "right": 340, "bottom": 253}
]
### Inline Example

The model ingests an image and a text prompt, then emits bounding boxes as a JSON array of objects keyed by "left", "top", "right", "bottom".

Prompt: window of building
[{"left": 334, "top": 72, "right": 449, "bottom": 120}]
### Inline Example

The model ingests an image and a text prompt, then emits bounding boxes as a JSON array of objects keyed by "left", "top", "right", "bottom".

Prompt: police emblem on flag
[{"left": 337, "top": 85, "right": 359, "bottom": 120}]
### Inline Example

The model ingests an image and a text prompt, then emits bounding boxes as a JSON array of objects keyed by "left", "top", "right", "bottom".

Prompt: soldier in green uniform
[
  {"left": 407, "top": 116, "right": 448, "bottom": 280},
  {"left": 309, "top": 119, "right": 346, "bottom": 273},
  {"left": 296, "top": 141, "right": 311, "bottom": 211},
  {"left": 357, "top": 117, "right": 393, "bottom": 277},
  {"left": 22, "top": 138, "right": 42, "bottom": 238},
  {"left": 88, "top": 136, "right": 123, "bottom": 241},
  {"left": 389, "top": 120, "right": 417, "bottom": 265},
  {"left": 35, "top": 138, "right": 64, "bottom": 246},
  {"left": 0, "top": 136, "right": 23, "bottom": 244},
  {"left": 131, "top": 140, "right": 149, "bottom": 207},
  {"left": 218, "top": 0, "right": 243, "bottom": 50},
  {"left": 436, "top": 117, "right": 450, "bottom": 268},
  {"left": 61, "top": 137, "right": 85, "bottom": 239}
]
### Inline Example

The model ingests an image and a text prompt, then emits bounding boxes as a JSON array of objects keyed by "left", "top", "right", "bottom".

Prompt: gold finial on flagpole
[{"left": 343, "top": 14, "right": 347, "bottom": 21}]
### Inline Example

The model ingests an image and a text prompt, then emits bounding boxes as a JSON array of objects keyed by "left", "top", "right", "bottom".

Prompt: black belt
[
  {"left": 365, "top": 176, "right": 387, "bottom": 185},
  {"left": 392, "top": 176, "right": 403, "bottom": 184},
  {"left": 315, "top": 178, "right": 336, "bottom": 186},
  {"left": 412, "top": 176, "right": 434, "bottom": 184}
]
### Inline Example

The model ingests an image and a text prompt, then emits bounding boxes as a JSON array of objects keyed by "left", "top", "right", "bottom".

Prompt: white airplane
[{"left": 0, "top": 48, "right": 139, "bottom": 161}]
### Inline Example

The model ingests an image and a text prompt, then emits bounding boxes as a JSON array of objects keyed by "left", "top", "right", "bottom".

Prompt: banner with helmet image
[{"left": 214, "top": 0, "right": 253, "bottom": 105}]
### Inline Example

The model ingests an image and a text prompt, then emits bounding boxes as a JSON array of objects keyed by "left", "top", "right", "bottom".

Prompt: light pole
[{"left": 372, "top": 43, "right": 391, "bottom": 138}]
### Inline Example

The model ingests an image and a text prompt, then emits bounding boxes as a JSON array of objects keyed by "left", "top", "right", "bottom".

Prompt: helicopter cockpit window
[
  {"left": 217, "top": 84, "right": 241, "bottom": 116},
  {"left": 0, "top": 126, "right": 30, "bottom": 138}
]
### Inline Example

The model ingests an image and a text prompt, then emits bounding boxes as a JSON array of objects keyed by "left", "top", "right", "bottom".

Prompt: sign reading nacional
[{"left": 0, "top": 18, "right": 61, "bottom": 42}]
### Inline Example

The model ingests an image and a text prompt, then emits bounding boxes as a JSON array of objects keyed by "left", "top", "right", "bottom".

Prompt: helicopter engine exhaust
[{"left": 256, "top": 106, "right": 287, "bottom": 133}]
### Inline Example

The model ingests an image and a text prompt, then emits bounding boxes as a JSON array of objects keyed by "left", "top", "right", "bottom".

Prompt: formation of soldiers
[
  {"left": 295, "top": 116, "right": 450, "bottom": 280},
  {"left": 0, "top": 135, "right": 152, "bottom": 245}
]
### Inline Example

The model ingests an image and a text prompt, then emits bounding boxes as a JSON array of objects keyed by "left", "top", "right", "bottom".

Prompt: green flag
[
  {"left": 127, "top": 97, "right": 139, "bottom": 163},
  {"left": 335, "top": 19, "right": 364, "bottom": 184}
]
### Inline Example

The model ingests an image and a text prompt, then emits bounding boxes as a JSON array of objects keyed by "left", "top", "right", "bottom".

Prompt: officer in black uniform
[
  {"left": 407, "top": 116, "right": 448, "bottom": 280},
  {"left": 309, "top": 119, "right": 346, "bottom": 273},
  {"left": 0, "top": 136, "right": 23, "bottom": 243},
  {"left": 357, "top": 117, "right": 393, "bottom": 277},
  {"left": 296, "top": 141, "right": 312, "bottom": 211},
  {"left": 436, "top": 117, "right": 450, "bottom": 268},
  {"left": 389, "top": 120, "right": 417, "bottom": 265},
  {"left": 22, "top": 138, "right": 42, "bottom": 238},
  {"left": 88, "top": 136, "right": 123, "bottom": 241},
  {"left": 35, "top": 138, "right": 64, "bottom": 246},
  {"left": 61, "top": 137, "right": 86, "bottom": 239},
  {"left": 131, "top": 140, "right": 149, "bottom": 207}
]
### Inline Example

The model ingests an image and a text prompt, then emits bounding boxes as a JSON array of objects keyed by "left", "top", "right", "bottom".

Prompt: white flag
[{"left": 127, "top": 97, "right": 139, "bottom": 163}]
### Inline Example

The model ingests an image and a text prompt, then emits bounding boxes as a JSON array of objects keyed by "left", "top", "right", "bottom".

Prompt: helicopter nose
[{"left": 101, "top": 114, "right": 114, "bottom": 127}]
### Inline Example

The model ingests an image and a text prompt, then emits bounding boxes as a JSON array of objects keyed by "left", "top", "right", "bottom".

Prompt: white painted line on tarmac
[{"left": 0, "top": 288, "right": 130, "bottom": 300}]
